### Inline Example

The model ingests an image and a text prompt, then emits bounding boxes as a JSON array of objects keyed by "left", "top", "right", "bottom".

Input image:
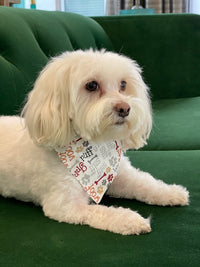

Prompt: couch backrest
[
  {"left": 94, "top": 14, "right": 200, "bottom": 100},
  {"left": 0, "top": 7, "right": 112, "bottom": 115}
]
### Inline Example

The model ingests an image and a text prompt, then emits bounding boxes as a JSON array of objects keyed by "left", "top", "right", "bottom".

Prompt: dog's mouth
[{"left": 115, "top": 119, "right": 126, "bottom": 125}]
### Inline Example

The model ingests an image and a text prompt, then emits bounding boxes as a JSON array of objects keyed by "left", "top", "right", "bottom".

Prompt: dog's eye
[
  {"left": 120, "top": 81, "right": 127, "bottom": 91},
  {"left": 85, "top": 81, "right": 99, "bottom": 92}
]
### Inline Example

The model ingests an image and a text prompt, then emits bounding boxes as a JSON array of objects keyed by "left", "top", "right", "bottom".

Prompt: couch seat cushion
[
  {"left": 144, "top": 96, "right": 200, "bottom": 150},
  {"left": 0, "top": 150, "right": 199, "bottom": 266}
]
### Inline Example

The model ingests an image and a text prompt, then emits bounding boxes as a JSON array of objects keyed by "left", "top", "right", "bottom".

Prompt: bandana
[{"left": 55, "top": 137, "right": 122, "bottom": 203}]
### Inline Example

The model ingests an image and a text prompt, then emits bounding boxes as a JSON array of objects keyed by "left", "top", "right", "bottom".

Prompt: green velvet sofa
[{"left": 0, "top": 6, "right": 200, "bottom": 267}]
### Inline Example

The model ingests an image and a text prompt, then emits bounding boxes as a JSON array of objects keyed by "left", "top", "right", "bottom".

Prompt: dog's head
[{"left": 22, "top": 50, "right": 152, "bottom": 150}]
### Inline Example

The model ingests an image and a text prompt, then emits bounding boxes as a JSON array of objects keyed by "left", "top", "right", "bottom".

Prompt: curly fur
[{"left": 0, "top": 50, "right": 189, "bottom": 235}]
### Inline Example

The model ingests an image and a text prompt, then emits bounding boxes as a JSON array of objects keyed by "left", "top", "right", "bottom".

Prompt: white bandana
[{"left": 55, "top": 137, "right": 122, "bottom": 203}]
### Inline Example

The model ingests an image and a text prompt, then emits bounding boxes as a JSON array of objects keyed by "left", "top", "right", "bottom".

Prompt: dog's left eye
[
  {"left": 85, "top": 81, "right": 99, "bottom": 92},
  {"left": 120, "top": 81, "right": 127, "bottom": 91}
]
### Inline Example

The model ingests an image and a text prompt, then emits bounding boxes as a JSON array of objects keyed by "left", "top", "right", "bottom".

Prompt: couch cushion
[
  {"left": 0, "top": 150, "right": 199, "bottom": 266},
  {"left": 0, "top": 7, "right": 112, "bottom": 116},
  {"left": 144, "top": 96, "right": 200, "bottom": 151},
  {"left": 94, "top": 14, "right": 200, "bottom": 100}
]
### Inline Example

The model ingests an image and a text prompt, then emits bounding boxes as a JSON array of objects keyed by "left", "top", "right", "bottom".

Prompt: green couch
[{"left": 0, "top": 6, "right": 199, "bottom": 267}]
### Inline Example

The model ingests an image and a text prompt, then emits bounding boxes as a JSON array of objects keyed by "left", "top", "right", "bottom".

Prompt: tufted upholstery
[{"left": 0, "top": 7, "right": 112, "bottom": 115}]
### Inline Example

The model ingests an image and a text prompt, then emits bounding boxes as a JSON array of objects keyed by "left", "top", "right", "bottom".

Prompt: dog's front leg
[
  {"left": 42, "top": 191, "right": 151, "bottom": 235},
  {"left": 107, "top": 156, "right": 189, "bottom": 206}
]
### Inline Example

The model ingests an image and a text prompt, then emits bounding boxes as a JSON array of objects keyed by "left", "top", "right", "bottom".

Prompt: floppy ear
[
  {"left": 22, "top": 56, "right": 73, "bottom": 148},
  {"left": 122, "top": 60, "right": 152, "bottom": 151}
]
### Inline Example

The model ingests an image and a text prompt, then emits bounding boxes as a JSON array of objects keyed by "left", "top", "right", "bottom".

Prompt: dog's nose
[{"left": 114, "top": 102, "right": 130, "bottom": 118}]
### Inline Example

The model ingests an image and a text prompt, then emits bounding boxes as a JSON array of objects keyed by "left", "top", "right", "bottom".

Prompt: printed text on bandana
[{"left": 55, "top": 138, "right": 122, "bottom": 203}]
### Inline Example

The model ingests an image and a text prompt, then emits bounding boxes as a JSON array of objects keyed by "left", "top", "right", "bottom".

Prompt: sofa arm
[{"left": 93, "top": 14, "right": 200, "bottom": 100}]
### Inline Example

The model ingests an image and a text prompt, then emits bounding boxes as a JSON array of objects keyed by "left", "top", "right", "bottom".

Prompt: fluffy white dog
[{"left": 0, "top": 50, "right": 189, "bottom": 235}]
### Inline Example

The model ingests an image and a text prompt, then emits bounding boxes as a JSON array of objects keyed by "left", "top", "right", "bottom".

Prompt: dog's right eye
[{"left": 85, "top": 81, "right": 99, "bottom": 92}]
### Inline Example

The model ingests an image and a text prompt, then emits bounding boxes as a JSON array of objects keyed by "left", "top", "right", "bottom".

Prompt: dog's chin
[
  {"left": 72, "top": 114, "right": 134, "bottom": 145},
  {"left": 89, "top": 119, "right": 130, "bottom": 144}
]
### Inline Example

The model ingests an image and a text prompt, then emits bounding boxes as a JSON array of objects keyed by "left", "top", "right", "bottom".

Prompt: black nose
[{"left": 114, "top": 102, "right": 131, "bottom": 118}]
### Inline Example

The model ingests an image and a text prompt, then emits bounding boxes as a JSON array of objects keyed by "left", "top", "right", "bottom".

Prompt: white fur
[{"left": 0, "top": 50, "right": 189, "bottom": 235}]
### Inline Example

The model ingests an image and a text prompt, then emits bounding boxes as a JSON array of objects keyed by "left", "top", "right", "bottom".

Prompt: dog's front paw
[
  {"left": 165, "top": 184, "right": 189, "bottom": 206},
  {"left": 87, "top": 205, "right": 151, "bottom": 235},
  {"left": 145, "top": 183, "right": 189, "bottom": 207},
  {"left": 152, "top": 184, "right": 189, "bottom": 207},
  {"left": 111, "top": 208, "right": 151, "bottom": 235}
]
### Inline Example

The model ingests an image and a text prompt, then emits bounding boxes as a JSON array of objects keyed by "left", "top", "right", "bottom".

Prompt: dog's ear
[
  {"left": 22, "top": 55, "right": 73, "bottom": 148},
  {"left": 122, "top": 60, "right": 152, "bottom": 151},
  {"left": 123, "top": 97, "right": 152, "bottom": 151}
]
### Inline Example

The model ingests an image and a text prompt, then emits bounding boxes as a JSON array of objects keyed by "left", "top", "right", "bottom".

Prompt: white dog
[{"left": 0, "top": 50, "right": 189, "bottom": 235}]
